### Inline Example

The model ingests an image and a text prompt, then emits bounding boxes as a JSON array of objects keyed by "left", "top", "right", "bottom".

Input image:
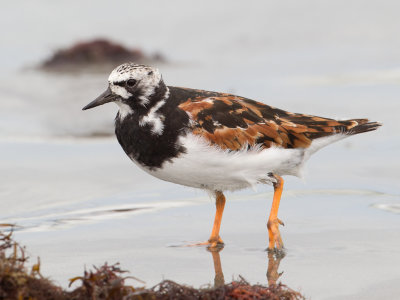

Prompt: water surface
[{"left": 1, "top": 1, "right": 400, "bottom": 299}]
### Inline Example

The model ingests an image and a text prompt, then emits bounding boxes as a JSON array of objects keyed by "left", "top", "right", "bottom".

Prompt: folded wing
[{"left": 178, "top": 93, "right": 380, "bottom": 151}]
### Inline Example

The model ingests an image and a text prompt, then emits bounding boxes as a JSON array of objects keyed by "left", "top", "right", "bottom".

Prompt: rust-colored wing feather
[{"left": 177, "top": 91, "right": 380, "bottom": 151}]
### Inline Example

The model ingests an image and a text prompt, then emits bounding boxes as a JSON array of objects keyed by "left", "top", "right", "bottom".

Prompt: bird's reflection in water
[
  {"left": 208, "top": 247, "right": 225, "bottom": 287},
  {"left": 206, "top": 246, "right": 286, "bottom": 288},
  {"left": 266, "top": 250, "right": 285, "bottom": 286}
]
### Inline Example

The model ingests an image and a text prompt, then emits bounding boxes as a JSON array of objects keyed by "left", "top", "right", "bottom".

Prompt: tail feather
[
  {"left": 345, "top": 120, "right": 382, "bottom": 135},
  {"left": 303, "top": 118, "right": 382, "bottom": 140},
  {"left": 304, "top": 119, "right": 382, "bottom": 157}
]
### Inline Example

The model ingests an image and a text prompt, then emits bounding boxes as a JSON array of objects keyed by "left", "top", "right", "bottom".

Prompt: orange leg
[
  {"left": 185, "top": 191, "right": 225, "bottom": 248},
  {"left": 267, "top": 175, "right": 285, "bottom": 250},
  {"left": 208, "top": 191, "right": 226, "bottom": 248}
]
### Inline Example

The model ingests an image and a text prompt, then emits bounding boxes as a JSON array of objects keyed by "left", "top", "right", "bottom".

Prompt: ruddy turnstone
[{"left": 83, "top": 63, "right": 381, "bottom": 250}]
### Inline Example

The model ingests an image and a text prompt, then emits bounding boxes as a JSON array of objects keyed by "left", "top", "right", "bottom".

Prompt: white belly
[{"left": 134, "top": 133, "right": 307, "bottom": 192}]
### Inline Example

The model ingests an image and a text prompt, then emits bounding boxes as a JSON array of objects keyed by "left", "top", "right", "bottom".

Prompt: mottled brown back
[{"left": 176, "top": 89, "right": 380, "bottom": 151}]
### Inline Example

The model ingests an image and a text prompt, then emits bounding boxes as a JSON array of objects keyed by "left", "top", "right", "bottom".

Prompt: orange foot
[
  {"left": 186, "top": 236, "right": 224, "bottom": 249},
  {"left": 267, "top": 218, "right": 284, "bottom": 250},
  {"left": 208, "top": 236, "right": 224, "bottom": 249}
]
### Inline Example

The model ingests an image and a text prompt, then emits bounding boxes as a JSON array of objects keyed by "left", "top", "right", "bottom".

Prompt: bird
[{"left": 83, "top": 63, "right": 381, "bottom": 250}]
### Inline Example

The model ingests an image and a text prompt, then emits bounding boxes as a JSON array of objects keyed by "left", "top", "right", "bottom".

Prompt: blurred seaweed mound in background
[
  {"left": 0, "top": 229, "right": 304, "bottom": 299},
  {"left": 41, "top": 39, "right": 164, "bottom": 72}
]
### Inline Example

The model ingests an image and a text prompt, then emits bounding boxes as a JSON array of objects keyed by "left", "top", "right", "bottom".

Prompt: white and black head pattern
[
  {"left": 108, "top": 63, "right": 164, "bottom": 106},
  {"left": 84, "top": 63, "right": 190, "bottom": 168}
]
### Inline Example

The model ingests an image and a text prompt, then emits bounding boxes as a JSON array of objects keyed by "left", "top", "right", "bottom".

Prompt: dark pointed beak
[{"left": 82, "top": 87, "right": 120, "bottom": 110}]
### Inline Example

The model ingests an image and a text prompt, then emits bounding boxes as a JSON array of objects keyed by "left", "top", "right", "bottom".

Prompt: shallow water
[{"left": 1, "top": 1, "right": 400, "bottom": 299}]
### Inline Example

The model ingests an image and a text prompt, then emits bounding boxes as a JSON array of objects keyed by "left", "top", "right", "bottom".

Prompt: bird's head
[{"left": 83, "top": 63, "right": 164, "bottom": 111}]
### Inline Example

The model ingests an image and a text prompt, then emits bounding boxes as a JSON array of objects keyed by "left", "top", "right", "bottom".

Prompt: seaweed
[
  {"left": 68, "top": 263, "right": 145, "bottom": 300},
  {"left": 40, "top": 39, "right": 164, "bottom": 72},
  {"left": 0, "top": 228, "right": 304, "bottom": 300},
  {"left": 0, "top": 227, "right": 64, "bottom": 300}
]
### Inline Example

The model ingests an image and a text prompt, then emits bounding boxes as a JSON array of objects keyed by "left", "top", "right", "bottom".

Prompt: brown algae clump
[
  {"left": 41, "top": 39, "right": 164, "bottom": 72},
  {"left": 0, "top": 228, "right": 304, "bottom": 299}
]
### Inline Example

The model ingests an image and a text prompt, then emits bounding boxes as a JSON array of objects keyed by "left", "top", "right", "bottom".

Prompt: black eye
[{"left": 126, "top": 79, "right": 137, "bottom": 87}]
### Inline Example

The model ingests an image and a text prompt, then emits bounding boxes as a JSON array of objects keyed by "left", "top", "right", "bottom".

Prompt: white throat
[{"left": 115, "top": 101, "right": 134, "bottom": 120}]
